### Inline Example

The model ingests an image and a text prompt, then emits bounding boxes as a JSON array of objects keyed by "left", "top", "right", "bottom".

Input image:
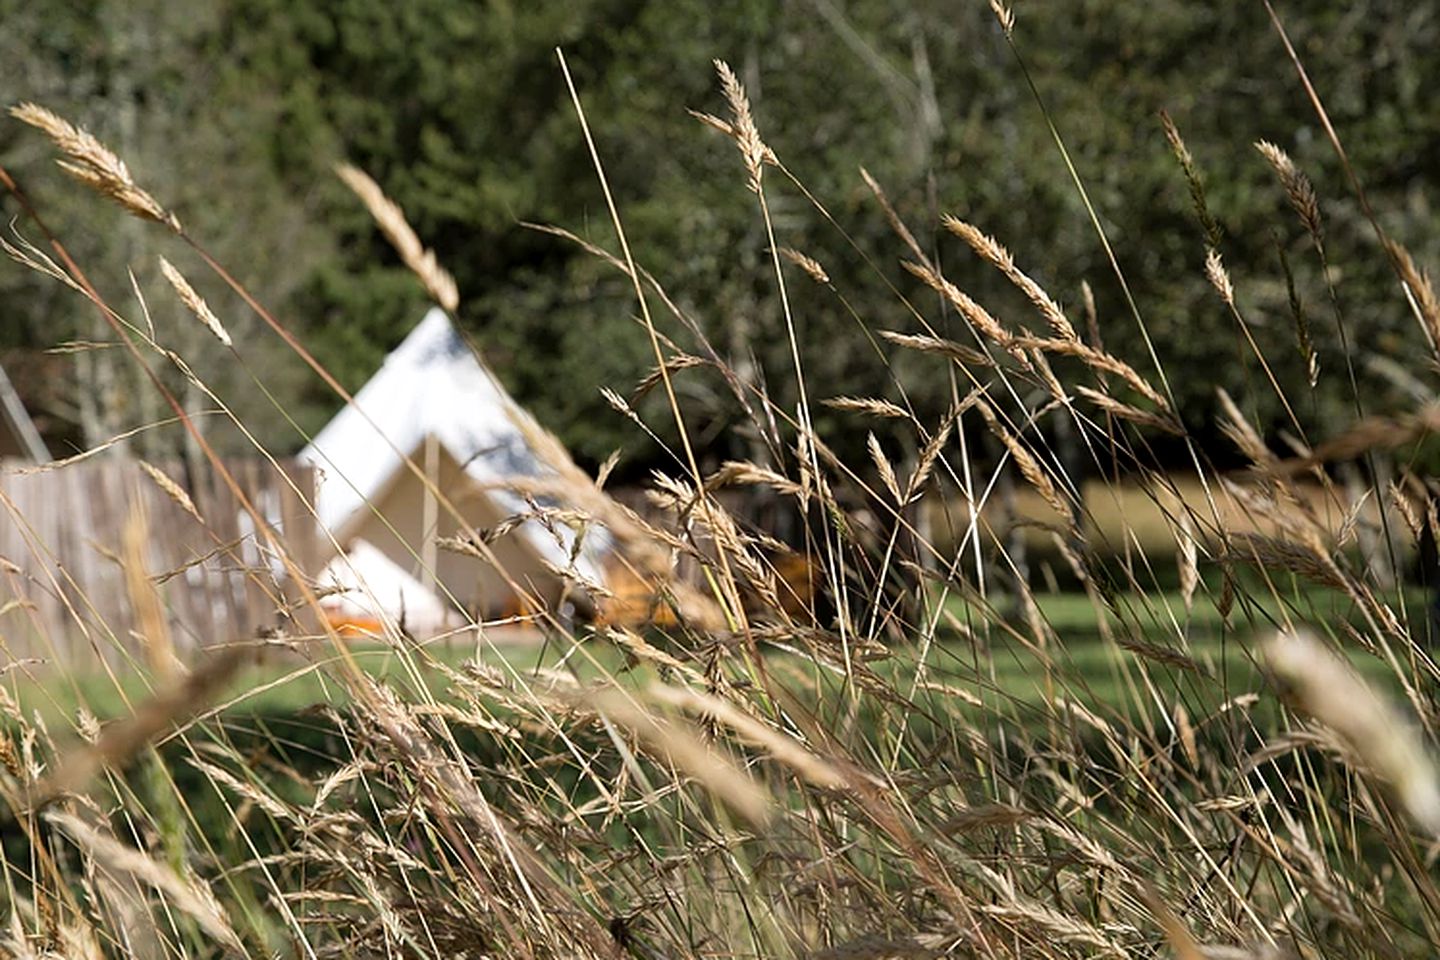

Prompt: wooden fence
[{"left": 0, "top": 456, "right": 319, "bottom": 667}]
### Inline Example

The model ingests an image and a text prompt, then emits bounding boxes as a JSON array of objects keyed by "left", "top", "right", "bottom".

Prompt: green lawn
[{"left": 9, "top": 579, "right": 1431, "bottom": 745}]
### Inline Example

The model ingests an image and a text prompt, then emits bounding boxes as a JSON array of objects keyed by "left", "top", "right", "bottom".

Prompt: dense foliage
[{"left": 2, "top": 1, "right": 1438, "bottom": 474}]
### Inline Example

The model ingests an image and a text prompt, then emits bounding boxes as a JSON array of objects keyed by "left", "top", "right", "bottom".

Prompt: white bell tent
[{"left": 299, "top": 307, "right": 609, "bottom": 627}]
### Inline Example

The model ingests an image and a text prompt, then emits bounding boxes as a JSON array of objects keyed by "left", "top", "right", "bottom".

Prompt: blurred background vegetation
[{"left": 1, "top": 0, "right": 1437, "bottom": 479}]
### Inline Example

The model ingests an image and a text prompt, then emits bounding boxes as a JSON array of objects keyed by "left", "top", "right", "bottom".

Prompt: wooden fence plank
[{"left": 0, "top": 456, "right": 316, "bottom": 670}]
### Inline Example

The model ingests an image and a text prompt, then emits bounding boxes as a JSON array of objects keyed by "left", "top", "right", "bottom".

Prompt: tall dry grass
[{"left": 2, "top": 6, "right": 1440, "bottom": 959}]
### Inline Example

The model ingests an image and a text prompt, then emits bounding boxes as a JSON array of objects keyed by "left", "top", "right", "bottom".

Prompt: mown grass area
[
  {"left": 946, "top": 580, "right": 1429, "bottom": 714},
  {"left": 18, "top": 578, "right": 1426, "bottom": 738},
  {"left": 5, "top": 635, "right": 561, "bottom": 727}
]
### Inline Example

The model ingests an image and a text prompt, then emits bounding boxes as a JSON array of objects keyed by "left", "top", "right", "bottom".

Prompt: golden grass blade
[
  {"left": 714, "top": 59, "right": 765, "bottom": 193},
  {"left": 780, "top": 247, "right": 830, "bottom": 284},
  {"left": 590, "top": 688, "right": 771, "bottom": 828},
  {"left": 1385, "top": 239, "right": 1440, "bottom": 359},
  {"left": 1205, "top": 247, "right": 1235, "bottom": 306},
  {"left": 976, "top": 400, "right": 1072, "bottom": 526},
  {"left": 1215, "top": 388, "right": 1272, "bottom": 466},
  {"left": 652, "top": 684, "right": 848, "bottom": 790},
  {"left": 988, "top": 0, "right": 1015, "bottom": 36},
  {"left": 1177, "top": 512, "right": 1200, "bottom": 614},
  {"left": 823, "top": 395, "right": 909, "bottom": 419},
  {"left": 46, "top": 811, "right": 244, "bottom": 953},
  {"left": 158, "top": 257, "right": 232, "bottom": 347},
  {"left": 1073, "top": 385, "right": 1183, "bottom": 435},
  {"left": 867, "top": 431, "right": 902, "bottom": 504},
  {"left": 10, "top": 103, "right": 179, "bottom": 231},
  {"left": 136, "top": 459, "right": 203, "bottom": 524},
  {"left": 1265, "top": 629, "right": 1440, "bottom": 836},
  {"left": 943, "top": 216, "right": 1076, "bottom": 341},
  {"left": 860, "top": 166, "right": 929, "bottom": 265},
  {"left": 879, "top": 329, "right": 990, "bottom": 368},
  {"left": 120, "top": 501, "right": 181, "bottom": 684},
  {"left": 1255, "top": 140, "right": 1323, "bottom": 244},
  {"left": 32, "top": 647, "right": 248, "bottom": 806},
  {"left": 335, "top": 164, "right": 459, "bottom": 311}
]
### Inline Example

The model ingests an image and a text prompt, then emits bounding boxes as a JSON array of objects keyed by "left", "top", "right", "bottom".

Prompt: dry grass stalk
[
  {"left": 943, "top": 216, "right": 1076, "bottom": 341},
  {"left": 2, "top": 229, "right": 84, "bottom": 294},
  {"left": 1117, "top": 636, "right": 1206, "bottom": 675},
  {"left": 807, "top": 932, "right": 949, "bottom": 960},
  {"left": 1081, "top": 279, "right": 1102, "bottom": 349},
  {"left": 1226, "top": 532, "right": 1345, "bottom": 589},
  {"left": 901, "top": 261, "right": 1020, "bottom": 358},
  {"left": 988, "top": 0, "right": 1015, "bottom": 36},
  {"left": 588, "top": 687, "right": 771, "bottom": 827},
  {"left": 1295, "top": 836, "right": 1364, "bottom": 931},
  {"left": 33, "top": 646, "right": 248, "bottom": 806},
  {"left": 1073, "top": 385, "right": 1184, "bottom": 435},
  {"left": 335, "top": 164, "right": 459, "bottom": 311},
  {"left": 1264, "top": 629, "right": 1440, "bottom": 835},
  {"left": 1205, "top": 247, "right": 1235, "bottom": 306},
  {"left": 1015, "top": 336, "right": 1168, "bottom": 411},
  {"left": 1384, "top": 239, "right": 1440, "bottom": 357},
  {"left": 136, "top": 459, "right": 203, "bottom": 524},
  {"left": 1177, "top": 512, "right": 1200, "bottom": 613},
  {"left": 976, "top": 400, "right": 1073, "bottom": 526},
  {"left": 978, "top": 900, "right": 1120, "bottom": 955},
  {"left": 1273, "top": 238, "right": 1319, "bottom": 387},
  {"left": 714, "top": 59, "right": 765, "bottom": 192},
  {"left": 867, "top": 432, "right": 903, "bottom": 504},
  {"left": 1216, "top": 388, "right": 1273, "bottom": 466},
  {"left": 1032, "top": 345, "right": 1067, "bottom": 401},
  {"left": 1270, "top": 405, "right": 1440, "bottom": 476},
  {"left": 632, "top": 353, "right": 706, "bottom": 401},
  {"left": 10, "top": 103, "right": 179, "bottom": 230},
  {"left": 1255, "top": 140, "right": 1323, "bottom": 243},
  {"left": 879, "top": 329, "right": 990, "bottom": 367},
  {"left": 706, "top": 460, "right": 805, "bottom": 498},
  {"left": 188, "top": 758, "right": 294, "bottom": 824},
  {"left": 860, "top": 166, "right": 929, "bottom": 265},
  {"left": 937, "top": 803, "right": 1031, "bottom": 833},
  {"left": 780, "top": 247, "right": 830, "bottom": 284},
  {"left": 1390, "top": 480, "right": 1423, "bottom": 541},
  {"left": 1150, "top": 888, "right": 1208, "bottom": 960},
  {"left": 120, "top": 502, "right": 181, "bottom": 684},
  {"left": 1195, "top": 947, "right": 1294, "bottom": 960},
  {"left": 907, "top": 411, "right": 955, "bottom": 496},
  {"left": 606, "top": 627, "right": 706, "bottom": 685},
  {"left": 1159, "top": 110, "right": 1223, "bottom": 248},
  {"left": 157, "top": 257, "right": 232, "bottom": 347},
  {"left": 823, "top": 395, "right": 909, "bottom": 419},
  {"left": 651, "top": 684, "right": 848, "bottom": 789},
  {"left": 359, "top": 680, "right": 618, "bottom": 953},
  {"left": 1175, "top": 702, "right": 1199, "bottom": 767},
  {"left": 46, "top": 811, "right": 244, "bottom": 953},
  {"left": 505, "top": 406, "right": 732, "bottom": 628}
]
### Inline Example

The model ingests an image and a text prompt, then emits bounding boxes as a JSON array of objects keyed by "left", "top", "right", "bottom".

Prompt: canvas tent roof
[
  {"left": 297, "top": 307, "right": 609, "bottom": 592},
  {"left": 0, "top": 363, "right": 48, "bottom": 461}
]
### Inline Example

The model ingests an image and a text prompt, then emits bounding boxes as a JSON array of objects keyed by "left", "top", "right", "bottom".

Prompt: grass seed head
[
  {"left": 1205, "top": 247, "right": 1235, "bottom": 306},
  {"left": 780, "top": 247, "right": 830, "bottom": 284},
  {"left": 336, "top": 163, "right": 459, "bottom": 311},
  {"left": 11, "top": 103, "right": 179, "bottom": 230},
  {"left": 714, "top": 59, "right": 765, "bottom": 192},
  {"left": 1255, "top": 140, "right": 1323, "bottom": 243},
  {"left": 158, "top": 257, "right": 232, "bottom": 347}
]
